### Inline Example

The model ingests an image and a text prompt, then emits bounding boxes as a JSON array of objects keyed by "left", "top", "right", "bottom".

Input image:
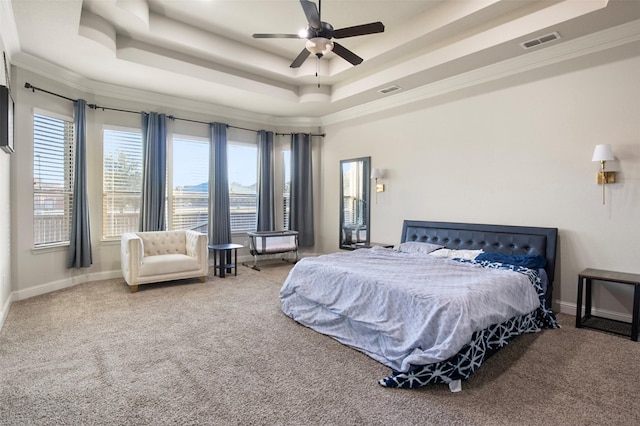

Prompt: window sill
[{"left": 31, "top": 243, "right": 69, "bottom": 254}]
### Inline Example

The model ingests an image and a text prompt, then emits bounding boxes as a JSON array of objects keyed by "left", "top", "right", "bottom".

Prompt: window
[
  {"left": 33, "top": 112, "right": 75, "bottom": 247},
  {"left": 102, "top": 127, "right": 142, "bottom": 238},
  {"left": 170, "top": 136, "right": 209, "bottom": 231},
  {"left": 282, "top": 150, "right": 291, "bottom": 230},
  {"left": 228, "top": 141, "right": 257, "bottom": 232}
]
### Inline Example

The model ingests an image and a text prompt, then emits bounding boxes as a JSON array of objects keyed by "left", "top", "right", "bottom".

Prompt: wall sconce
[
  {"left": 371, "top": 168, "right": 385, "bottom": 204},
  {"left": 591, "top": 144, "right": 615, "bottom": 205},
  {"left": 371, "top": 168, "right": 385, "bottom": 192}
]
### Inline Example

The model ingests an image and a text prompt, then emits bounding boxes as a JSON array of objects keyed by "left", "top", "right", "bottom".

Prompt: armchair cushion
[{"left": 139, "top": 253, "right": 201, "bottom": 276}]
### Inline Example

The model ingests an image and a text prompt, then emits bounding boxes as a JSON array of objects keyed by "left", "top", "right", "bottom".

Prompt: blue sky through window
[
  {"left": 172, "top": 139, "right": 257, "bottom": 189},
  {"left": 228, "top": 144, "right": 257, "bottom": 187}
]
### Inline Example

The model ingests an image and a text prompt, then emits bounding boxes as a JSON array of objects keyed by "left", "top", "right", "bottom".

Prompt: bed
[{"left": 279, "top": 220, "right": 559, "bottom": 391}]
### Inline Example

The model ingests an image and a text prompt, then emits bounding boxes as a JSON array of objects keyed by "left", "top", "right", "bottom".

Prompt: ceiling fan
[{"left": 252, "top": 0, "right": 385, "bottom": 68}]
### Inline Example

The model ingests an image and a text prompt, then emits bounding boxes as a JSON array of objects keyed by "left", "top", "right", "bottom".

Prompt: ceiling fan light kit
[
  {"left": 252, "top": 0, "right": 384, "bottom": 68},
  {"left": 305, "top": 37, "right": 334, "bottom": 58}
]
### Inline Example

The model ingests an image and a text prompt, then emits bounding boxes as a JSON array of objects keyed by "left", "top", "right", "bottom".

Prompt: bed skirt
[{"left": 379, "top": 263, "right": 559, "bottom": 389}]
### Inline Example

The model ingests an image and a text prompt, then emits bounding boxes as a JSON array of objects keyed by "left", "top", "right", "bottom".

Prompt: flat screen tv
[{"left": 1, "top": 84, "right": 14, "bottom": 153}]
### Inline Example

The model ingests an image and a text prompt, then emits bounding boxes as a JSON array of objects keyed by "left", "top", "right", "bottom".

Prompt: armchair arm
[
  {"left": 185, "top": 230, "right": 208, "bottom": 269},
  {"left": 121, "top": 233, "right": 143, "bottom": 286}
]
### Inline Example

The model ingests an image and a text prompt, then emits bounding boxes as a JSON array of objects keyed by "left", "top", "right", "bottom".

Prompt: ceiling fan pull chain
[{"left": 316, "top": 57, "right": 320, "bottom": 88}]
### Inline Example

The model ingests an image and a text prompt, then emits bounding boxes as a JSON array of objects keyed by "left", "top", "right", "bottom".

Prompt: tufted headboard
[{"left": 400, "top": 220, "right": 558, "bottom": 304}]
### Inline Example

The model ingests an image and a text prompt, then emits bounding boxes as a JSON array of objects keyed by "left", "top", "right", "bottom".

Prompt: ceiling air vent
[
  {"left": 378, "top": 85, "right": 402, "bottom": 95},
  {"left": 520, "top": 32, "right": 561, "bottom": 50}
]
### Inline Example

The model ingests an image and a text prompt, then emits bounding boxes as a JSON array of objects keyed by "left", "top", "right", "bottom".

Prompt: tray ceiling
[{"left": 4, "top": 0, "right": 640, "bottom": 119}]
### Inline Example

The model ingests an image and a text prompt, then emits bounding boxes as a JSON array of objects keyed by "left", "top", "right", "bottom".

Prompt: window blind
[
  {"left": 33, "top": 113, "right": 75, "bottom": 247},
  {"left": 102, "top": 128, "right": 142, "bottom": 238},
  {"left": 228, "top": 142, "right": 257, "bottom": 232},
  {"left": 171, "top": 136, "right": 209, "bottom": 231}
]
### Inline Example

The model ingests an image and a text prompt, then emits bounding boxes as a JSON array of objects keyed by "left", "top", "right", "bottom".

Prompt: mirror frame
[{"left": 339, "top": 156, "right": 371, "bottom": 250}]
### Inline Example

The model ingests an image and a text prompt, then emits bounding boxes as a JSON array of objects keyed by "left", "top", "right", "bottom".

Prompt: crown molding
[{"left": 14, "top": 52, "right": 323, "bottom": 129}]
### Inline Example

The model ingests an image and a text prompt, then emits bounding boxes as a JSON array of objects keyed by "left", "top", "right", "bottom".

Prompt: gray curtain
[
  {"left": 208, "top": 122, "right": 231, "bottom": 245},
  {"left": 256, "top": 130, "right": 275, "bottom": 231},
  {"left": 290, "top": 133, "right": 314, "bottom": 247},
  {"left": 67, "top": 99, "right": 93, "bottom": 268},
  {"left": 139, "top": 112, "right": 167, "bottom": 232}
]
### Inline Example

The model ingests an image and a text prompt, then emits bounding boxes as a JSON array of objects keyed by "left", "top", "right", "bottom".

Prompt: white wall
[{"left": 319, "top": 43, "right": 640, "bottom": 317}]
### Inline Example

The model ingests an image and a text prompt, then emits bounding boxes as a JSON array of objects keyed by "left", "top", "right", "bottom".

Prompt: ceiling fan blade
[
  {"left": 332, "top": 42, "right": 363, "bottom": 66},
  {"left": 253, "top": 33, "right": 301, "bottom": 39},
  {"left": 300, "top": 0, "right": 321, "bottom": 29},
  {"left": 290, "top": 48, "right": 311, "bottom": 68},
  {"left": 333, "top": 22, "right": 385, "bottom": 39}
]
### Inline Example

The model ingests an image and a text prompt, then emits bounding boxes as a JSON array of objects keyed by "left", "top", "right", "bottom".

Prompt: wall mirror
[{"left": 340, "top": 157, "right": 371, "bottom": 250}]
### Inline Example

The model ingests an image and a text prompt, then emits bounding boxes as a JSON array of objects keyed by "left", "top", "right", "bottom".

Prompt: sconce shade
[
  {"left": 592, "top": 144, "right": 615, "bottom": 205},
  {"left": 370, "top": 168, "right": 384, "bottom": 179},
  {"left": 592, "top": 144, "right": 614, "bottom": 162}
]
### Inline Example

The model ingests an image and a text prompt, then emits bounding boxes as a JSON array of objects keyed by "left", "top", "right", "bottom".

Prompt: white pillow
[
  {"left": 397, "top": 241, "right": 444, "bottom": 254},
  {"left": 428, "top": 248, "right": 483, "bottom": 260}
]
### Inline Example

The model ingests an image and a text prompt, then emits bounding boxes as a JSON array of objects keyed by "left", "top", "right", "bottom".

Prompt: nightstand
[{"left": 576, "top": 268, "right": 640, "bottom": 341}]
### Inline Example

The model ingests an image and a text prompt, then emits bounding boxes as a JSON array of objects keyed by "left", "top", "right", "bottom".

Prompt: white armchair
[{"left": 121, "top": 230, "right": 208, "bottom": 293}]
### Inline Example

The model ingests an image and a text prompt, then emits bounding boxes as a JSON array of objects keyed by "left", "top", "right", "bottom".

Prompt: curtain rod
[
  {"left": 25, "top": 82, "right": 76, "bottom": 103},
  {"left": 276, "top": 132, "right": 325, "bottom": 137},
  {"left": 25, "top": 82, "right": 143, "bottom": 115},
  {"left": 24, "top": 82, "right": 325, "bottom": 137}
]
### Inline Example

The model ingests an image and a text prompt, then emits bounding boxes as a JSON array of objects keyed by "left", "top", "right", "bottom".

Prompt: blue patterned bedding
[
  {"left": 379, "top": 262, "right": 559, "bottom": 388},
  {"left": 280, "top": 248, "right": 559, "bottom": 389}
]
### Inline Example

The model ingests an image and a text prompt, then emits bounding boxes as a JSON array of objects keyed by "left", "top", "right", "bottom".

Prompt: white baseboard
[
  {"left": 10, "top": 253, "right": 302, "bottom": 303},
  {"left": 2, "top": 270, "right": 121, "bottom": 332},
  {"left": 1, "top": 253, "right": 311, "bottom": 332},
  {"left": 0, "top": 292, "right": 13, "bottom": 332},
  {"left": 556, "top": 300, "right": 632, "bottom": 323},
  {"left": 8, "top": 253, "right": 299, "bottom": 303},
  {"left": 12, "top": 260, "right": 628, "bottom": 334},
  {"left": 12, "top": 270, "right": 123, "bottom": 302}
]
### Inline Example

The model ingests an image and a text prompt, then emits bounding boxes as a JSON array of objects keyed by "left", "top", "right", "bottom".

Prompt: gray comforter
[{"left": 280, "top": 246, "right": 541, "bottom": 372}]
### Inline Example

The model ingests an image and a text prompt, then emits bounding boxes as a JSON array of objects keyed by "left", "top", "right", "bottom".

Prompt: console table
[
  {"left": 209, "top": 243, "right": 243, "bottom": 278},
  {"left": 576, "top": 268, "right": 640, "bottom": 341}
]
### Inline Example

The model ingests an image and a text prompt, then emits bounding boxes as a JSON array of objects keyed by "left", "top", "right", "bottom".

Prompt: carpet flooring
[{"left": 1, "top": 263, "right": 639, "bottom": 425}]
